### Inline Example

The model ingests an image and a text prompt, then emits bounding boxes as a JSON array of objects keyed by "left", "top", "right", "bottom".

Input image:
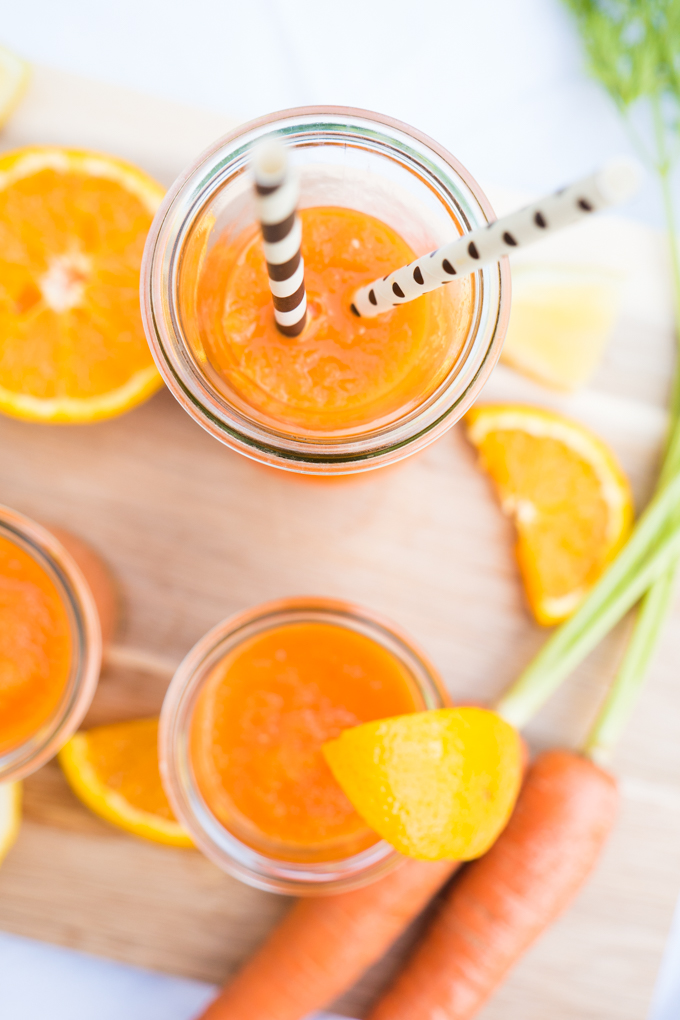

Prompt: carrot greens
[{"left": 499, "top": 1, "right": 680, "bottom": 752}]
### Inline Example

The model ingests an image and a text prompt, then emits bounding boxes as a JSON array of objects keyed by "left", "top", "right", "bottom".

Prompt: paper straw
[
  {"left": 351, "top": 158, "right": 641, "bottom": 318},
  {"left": 252, "top": 138, "right": 307, "bottom": 337}
]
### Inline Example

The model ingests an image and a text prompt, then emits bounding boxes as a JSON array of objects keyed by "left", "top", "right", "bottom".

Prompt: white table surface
[{"left": 2, "top": 1, "right": 680, "bottom": 1017}]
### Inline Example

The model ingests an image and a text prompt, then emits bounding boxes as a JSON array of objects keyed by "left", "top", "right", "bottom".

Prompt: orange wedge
[
  {"left": 58, "top": 718, "right": 192, "bottom": 847},
  {"left": 0, "top": 146, "right": 164, "bottom": 422},
  {"left": 323, "top": 707, "right": 523, "bottom": 861},
  {"left": 465, "top": 404, "right": 633, "bottom": 625}
]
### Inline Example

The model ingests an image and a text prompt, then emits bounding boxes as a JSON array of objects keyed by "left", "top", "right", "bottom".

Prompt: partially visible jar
[
  {"left": 159, "top": 596, "right": 447, "bottom": 894},
  {"left": 0, "top": 505, "right": 102, "bottom": 782},
  {"left": 141, "top": 107, "right": 510, "bottom": 476}
]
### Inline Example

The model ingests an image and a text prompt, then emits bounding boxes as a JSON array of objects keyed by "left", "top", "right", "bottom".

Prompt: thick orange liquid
[
  {"left": 196, "top": 206, "right": 473, "bottom": 432},
  {"left": 0, "top": 536, "right": 72, "bottom": 754},
  {"left": 190, "top": 622, "right": 421, "bottom": 860}
]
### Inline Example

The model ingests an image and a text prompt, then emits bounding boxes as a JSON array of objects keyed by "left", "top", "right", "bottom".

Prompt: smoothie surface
[{"left": 197, "top": 206, "right": 473, "bottom": 431}]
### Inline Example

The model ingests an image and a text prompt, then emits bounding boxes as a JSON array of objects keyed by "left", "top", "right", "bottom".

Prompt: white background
[
  {"left": 3, "top": 0, "right": 679, "bottom": 228},
  {"left": 1, "top": 2, "right": 680, "bottom": 1018}
]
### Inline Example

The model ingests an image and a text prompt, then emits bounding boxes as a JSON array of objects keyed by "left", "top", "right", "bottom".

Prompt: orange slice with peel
[
  {"left": 58, "top": 718, "right": 192, "bottom": 847},
  {"left": 465, "top": 404, "right": 633, "bottom": 625},
  {"left": 0, "top": 782, "right": 21, "bottom": 865},
  {"left": 0, "top": 146, "right": 164, "bottom": 422},
  {"left": 323, "top": 707, "right": 522, "bottom": 861}
]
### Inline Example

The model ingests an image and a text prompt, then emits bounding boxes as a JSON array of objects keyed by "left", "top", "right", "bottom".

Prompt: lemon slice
[
  {"left": 59, "top": 719, "right": 192, "bottom": 847},
  {"left": 466, "top": 404, "right": 633, "bottom": 625},
  {"left": 323, "top": 708, "right": 522, "bottom": 861},
  {"left": 0, "top": 782, "right": 21, "bottom": 864},
  {"left": 0, "top": 47, "right": 30, "bottom": 128}
]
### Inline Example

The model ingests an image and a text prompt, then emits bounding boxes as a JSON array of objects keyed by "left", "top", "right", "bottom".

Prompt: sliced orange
[
  {"left": 323, "top": 707, "right": 522, "bottom": 861},
  {"left": 58, "top": 718, "right": 192, "bottom": 847},
  {"left": 0, "top": 782, "right": 21, "bottom": 864},
  {"left": 465, "top": 404, "right": 633, "bottom": 625},
  {"left": 0, "top": 146, "right": 165, "bottom": 422}
]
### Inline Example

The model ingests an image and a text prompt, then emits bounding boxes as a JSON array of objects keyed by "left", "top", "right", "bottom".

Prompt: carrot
[
  {"left": 198, "top": 857, "right": 458, "bottom": 1020},
  {"left": 367, "top": 750, "right": 619, "bottom": 1020}
]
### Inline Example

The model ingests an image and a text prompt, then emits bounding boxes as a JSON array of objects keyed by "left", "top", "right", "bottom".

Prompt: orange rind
[
  {"left": 466, "top": 404, "right": 633, "bottom": 625},
  {"left": 323, "top": 707, "right": 523, "bottom": 861}
]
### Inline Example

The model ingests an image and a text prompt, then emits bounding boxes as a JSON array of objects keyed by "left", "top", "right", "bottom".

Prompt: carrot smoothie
[
  {"left": 196, "top": 206, "right": 474, "bottom": 433},
  {"left": 189, "top": 620, "right": 422, "bottom": 862},
  {"left": 0, "top": 535, "right": 72, "bottom": 754}
]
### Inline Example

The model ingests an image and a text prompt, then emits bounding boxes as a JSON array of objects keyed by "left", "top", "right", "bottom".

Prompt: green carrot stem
[
  {"left": 495, "top": 469, "right": 680, "bottom": 727},
  {"left": 496, "top": 520, "right": 680, "bottom": 728},
  {"left": 581, "top": 114, "right": 680, "bottom": 760},
  {"left": 583, "top": 566, "right": 677, "bottom": 761}
]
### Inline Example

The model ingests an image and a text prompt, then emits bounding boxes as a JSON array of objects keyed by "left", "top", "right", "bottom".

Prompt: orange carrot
[
  {"left": 367, "top": 750, "right": 619, "bottom": 1020},
  {"left": 198, "top": 857, "right": 458, "bottom": 1020}
]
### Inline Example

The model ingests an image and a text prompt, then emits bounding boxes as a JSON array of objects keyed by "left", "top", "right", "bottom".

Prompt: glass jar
[
  {"left": 0, "top": 506, "right": 102, "bottom": 782},
  {"left": 141, "top": 107, "right": 510, "bottom": 476},
  {"left": 159, "top": 596, "right": 446, "bottom": 894}
]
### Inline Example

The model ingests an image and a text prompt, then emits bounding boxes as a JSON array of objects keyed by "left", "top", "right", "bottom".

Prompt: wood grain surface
[{"left": 1, "top": 65, "right": 680, "bottom": 1020}]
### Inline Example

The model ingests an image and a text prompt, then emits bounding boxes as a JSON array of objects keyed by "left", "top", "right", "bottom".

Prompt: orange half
[
  {"left": 465, "top": 404, "right": 633, "bottom": 625},
  {"left": 0, "top": 146, "right": 165, "bottom": 422}
]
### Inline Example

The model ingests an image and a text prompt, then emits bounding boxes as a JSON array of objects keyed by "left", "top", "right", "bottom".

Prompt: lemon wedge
[
  {"left": 323, "top": 708, "right": 523, "bottom": 861},
  {"left": 0, "top": 47, "right": 30, "bottom": 128},
  {"left": 501, "top": 265, "right": 621, "bottom": 390},
  {"left": 0, "top": 782, "right": 21, "bottom": 864}
]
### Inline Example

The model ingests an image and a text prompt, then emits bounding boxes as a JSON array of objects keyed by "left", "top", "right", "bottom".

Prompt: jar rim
[
  {"left": 0, "top": 505, "right": 102, "bottom": 782},
  {"left": 159, "top": 596, "right": 447, "bottom": 895},
  {"left": 142, "top": 106, "right": 510, "bottom": 475}
]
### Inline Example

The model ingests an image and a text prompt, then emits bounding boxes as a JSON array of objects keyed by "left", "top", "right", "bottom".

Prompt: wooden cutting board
[{"left": 1, "top": 64, "right": 680, "bottom": 1020}]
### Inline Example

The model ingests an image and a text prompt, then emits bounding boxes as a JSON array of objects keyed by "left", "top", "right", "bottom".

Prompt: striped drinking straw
[
  {"left": 351, "top": 158, "right": 641, "bottom": 318},
  {"left": 252, "top": 138, "right": 307, "bottom": 338}
]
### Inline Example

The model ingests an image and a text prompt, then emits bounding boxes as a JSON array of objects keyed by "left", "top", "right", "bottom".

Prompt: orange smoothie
[
  {"left": 190, "top": 621, "right": 422, "bottom": 861},
  {"left": 196, "top": 206, "right": 474, "bottom": 432},
  {"left": 0, "top": 535, "right": 72, "bottom": 755}
]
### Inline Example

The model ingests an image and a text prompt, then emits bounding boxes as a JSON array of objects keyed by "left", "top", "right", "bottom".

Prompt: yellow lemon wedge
[
  {"left": 0, "top": 47, "right": 30, "bottom": 128},
  {"left": 0, "top": 782, "right": 21, "bottom": 864},
  {"left": 501, "top": 265, "right": 620, "bottom": 391},
  {"left": 466, "top": 404, "right": 633, "bottom": 625},
  {"left": 0, "top": 146, "right": 165, "bottom": 423},
  {"left": 323, "top": 707, "right": 522, "bottom": 861},
  {"left": 58, "top": 718, "right": 192, "bottom": 847}
]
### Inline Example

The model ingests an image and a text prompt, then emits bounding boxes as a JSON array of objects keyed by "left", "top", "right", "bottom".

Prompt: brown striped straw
[{"left": 251, "top": 138, "right": 307, "bottom": 338}]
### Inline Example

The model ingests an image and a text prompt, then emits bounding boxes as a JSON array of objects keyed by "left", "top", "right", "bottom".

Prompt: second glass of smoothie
[{"left": 159, "top": 597, "right": 447, "bottom": 893}]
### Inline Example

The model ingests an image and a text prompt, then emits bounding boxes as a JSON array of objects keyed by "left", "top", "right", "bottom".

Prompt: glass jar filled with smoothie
[
  {"left": 0, "top": 506, "right": 102, "bottom": 782},
  {"left": 142, "top": 107, "right": 510, "bottom": 475},
  {"left": 159, "top": 597, "right": 447, "bottom": 893}
]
